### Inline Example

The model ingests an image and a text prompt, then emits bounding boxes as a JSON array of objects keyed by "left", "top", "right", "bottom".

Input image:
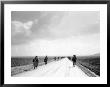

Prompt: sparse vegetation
[
  {"left": 11, "top": 56, "right": 100, "bottom": 76},
  {"left": 77, "top": 56, "right": 100, "bottom": 76},
  {"left": 11, "top": 56, "right": 55, "bottom": 67},
  {"left": 11, "top": 56, "right": 64, "bottom": 76}
]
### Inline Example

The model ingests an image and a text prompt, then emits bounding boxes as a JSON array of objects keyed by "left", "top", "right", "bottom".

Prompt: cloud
[
  {"left": 80, "top": 23, "right": 100, "bottom": 35},
  {"left": 11, "top": 21, "right": 33, "bottom": 44},
  {"left": 12, "top": 21, "right": 33, "bottom": 35},
  {"left": 11, "top": 12, "right": 66, "bottom": 45},
  {"left": 46, "top": 11, "right": 100, "bottom": 39},
  {"left": 11, "top": 33, "right": 100, "bottom": 56},
  {"left": 11, "top": 11, "right": 100, "bottom": 45},
  {"left": 11, "top": 11, "right": 41, "bottom": 22},
  {"left": 24, "top": 21, "right": 33, "bottom": 30},
  {"left": 11, "top": 11, "right": 100, "bottom": 57}
]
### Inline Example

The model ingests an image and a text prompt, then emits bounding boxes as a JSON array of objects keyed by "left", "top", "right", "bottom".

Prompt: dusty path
[{"left": 13, "top": 58, "right": 88, "bottom": 77}]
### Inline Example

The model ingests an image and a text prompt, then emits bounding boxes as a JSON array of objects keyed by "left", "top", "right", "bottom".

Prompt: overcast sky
[{"left": 11, "top": 11, "right": 100, "bottom": 56}]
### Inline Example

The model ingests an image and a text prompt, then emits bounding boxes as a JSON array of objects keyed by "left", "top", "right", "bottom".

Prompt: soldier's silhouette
[
  {"left": 67, "top": 56, "right": 71, "bottom": 60},
  {"left": 54, "top": 57, "right": 56, "bottom": 60},
  {"left": 57, "top": 57, "right": 59, "bottom": 60},
  {"left": 72, "top": 55, "right": 77, "bottom": 67},
  {"left": 33, "top": 56, "right": 39, "bottom": 69},
  {"left": 44, "top": 56, "right": 48, "bottom": 65}
]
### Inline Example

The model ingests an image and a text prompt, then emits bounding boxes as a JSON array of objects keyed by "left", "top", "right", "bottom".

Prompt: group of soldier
[
  {"left": 33, "top": 56, "right": 48, "bottom": 69},
  {"left": 53, "top": 56, "right": 64, "bottom": 61},
  {"left": 32, "top": 55, "right": 77, "bottom": 69}
]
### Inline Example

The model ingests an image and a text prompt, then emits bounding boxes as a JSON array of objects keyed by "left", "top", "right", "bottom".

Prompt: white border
[{"left": 4, "top": 4, "right": 107, "bottom": 84}]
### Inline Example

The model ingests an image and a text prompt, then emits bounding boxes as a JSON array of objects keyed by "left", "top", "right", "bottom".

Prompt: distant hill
[
  {"left": 91, "top": 53, "right": 100, "bottom": 57},
  {"left": 77, "top": 53, "right": 100, "bottom": 59}
]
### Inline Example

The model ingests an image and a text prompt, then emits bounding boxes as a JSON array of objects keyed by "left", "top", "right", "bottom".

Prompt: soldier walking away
[
  {"left": 54, "top": 57, "right": 56, "bottom": 61},
  {"left": 57, "top": 57, "right": 59, "bottom": 60},
  {"left": 33, "top": 56, "right": 39, "bottom": 69},
  {"left": 44, "top": 56, "right": 48, "bottom": 65},
  {"left": 72, "top": 55, "right": 77, "bottom": 67}
]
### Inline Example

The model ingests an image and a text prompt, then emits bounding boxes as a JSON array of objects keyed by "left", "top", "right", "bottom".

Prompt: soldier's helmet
[{"left": 73, "top": 55, "right": 76, "bottom": 57}]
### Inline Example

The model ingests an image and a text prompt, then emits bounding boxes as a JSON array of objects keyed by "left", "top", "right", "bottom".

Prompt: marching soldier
[
  {"left": 72, "top": 55, "right": 77, "bottom": 67},
  {"left": 44, "top": 56, "right": 48, "bottom": 65},
  {"left": 54, "top": 57, "right": 56, "bottom": 60},
  {"left": 33, "top": 56, "right": 39, "bottom": 69}
]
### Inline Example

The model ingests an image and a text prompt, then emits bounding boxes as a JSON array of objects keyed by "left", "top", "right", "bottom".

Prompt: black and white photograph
[
  {"left": 3, "top": 4, "right": 107, "bottom": 84},
  {"left": 11, "top": 11, "right": 100, "bottom": 77}
]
